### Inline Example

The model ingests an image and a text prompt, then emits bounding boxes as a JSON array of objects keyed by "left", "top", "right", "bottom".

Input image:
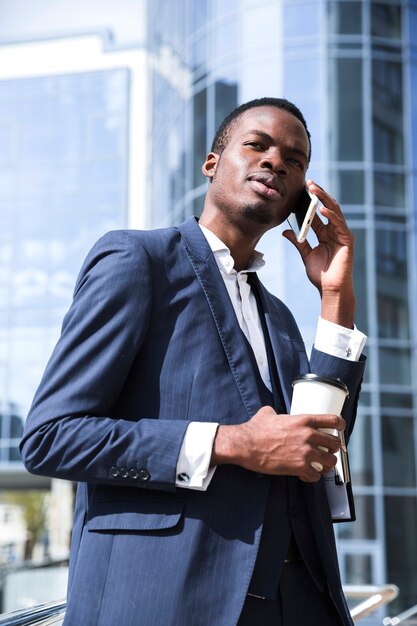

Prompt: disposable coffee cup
[{"left": 290, "top": 374, "right": 349, "bottom": 472}]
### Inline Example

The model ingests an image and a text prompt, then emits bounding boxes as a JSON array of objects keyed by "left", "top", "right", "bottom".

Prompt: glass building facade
[
  {"left": 148, "top": 0, "right": 417, "bottom": 618},
  {"left": 0, "top": 34, "right": 147, "bottom": 488}
]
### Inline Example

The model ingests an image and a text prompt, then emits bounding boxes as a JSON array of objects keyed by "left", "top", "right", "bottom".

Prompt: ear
[{"left": 202, "top": 152, "right": 219, "bottom": 180}]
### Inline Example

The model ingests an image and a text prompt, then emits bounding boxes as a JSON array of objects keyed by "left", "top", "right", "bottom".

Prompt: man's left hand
[{"left": 282, "top": 179, "right": 356, "bottom": 329}]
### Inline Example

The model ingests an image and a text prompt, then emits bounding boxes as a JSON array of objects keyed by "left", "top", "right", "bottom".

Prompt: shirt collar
[{"left": 199, "top": 224, "right": 265, "bottom": 275}]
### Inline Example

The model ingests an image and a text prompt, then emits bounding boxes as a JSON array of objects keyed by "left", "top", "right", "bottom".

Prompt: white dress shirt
[{"left": 175, "top": 225, "right": 367, "bottom": 490}]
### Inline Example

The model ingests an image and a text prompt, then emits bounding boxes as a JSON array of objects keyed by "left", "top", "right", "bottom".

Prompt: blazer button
[
  {"left": 119, "top": 467, "right": 129, "bottom": 478},
  {"left": 110, "top": 466, "right": 120, "bottom": 478},
  {"left": 129, "top": 468, "right": 139, "bottom": 479},
  {"left": 138, "top": 468, "right": 151, "bottom": 482}
]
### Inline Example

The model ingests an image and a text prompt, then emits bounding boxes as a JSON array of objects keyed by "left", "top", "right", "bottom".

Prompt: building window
[
  {"left": 379, "top": 347, "right": 411, "bottom": 386},
  {"left": 385, "top": 496, "right": 417, "bottom": 612},
  {"left": 338, "top": 495, "right": 376, "bottom": 540},
  {"left": 328, "top": 1, "right": 363, "bottom": 36},
  {"left": 382, "top": 416, "right": 416, "bottom": 488},
  {"left": 376, "top": 228, "right": 409, "bottom": 340},
  {"left": 330, "top": 58, "right": 364, "bottom": 161},
  {"left": 371, "top": 2, "right": 402, "bottom": 40},
  {"left": 373, "top": 60, "right": 404, "bottom": 165}
]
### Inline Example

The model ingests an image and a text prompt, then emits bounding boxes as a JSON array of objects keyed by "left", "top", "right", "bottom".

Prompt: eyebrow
[{"left": 242, "top": 129, "right": 309, "bottom": 162}]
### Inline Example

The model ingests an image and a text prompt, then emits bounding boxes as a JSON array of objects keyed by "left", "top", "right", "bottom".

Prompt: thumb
[
  {"left": 282, "top": 228, "right": 308, "bottom": 253},
  {"left": 282, "top": 229, "right": 313, "bottom": 268},
  {"left": 282, "top": 228, "right": 297, "bottom": 245}
]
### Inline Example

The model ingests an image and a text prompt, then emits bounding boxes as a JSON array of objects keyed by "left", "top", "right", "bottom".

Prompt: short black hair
[{"left": 211, "top": 97, "right": 311, "bottom": 161}]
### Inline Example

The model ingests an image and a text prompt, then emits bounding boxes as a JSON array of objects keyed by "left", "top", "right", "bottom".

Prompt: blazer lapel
[{"left": 178, "top": 218, "right": 262, "bottom": 420}]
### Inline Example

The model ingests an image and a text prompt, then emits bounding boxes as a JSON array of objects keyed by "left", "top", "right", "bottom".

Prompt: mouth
[{"left": 247, "top": 173, "right": 284, "bottom": 200}]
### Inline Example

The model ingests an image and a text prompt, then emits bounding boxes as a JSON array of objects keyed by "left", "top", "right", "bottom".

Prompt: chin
[{"left": 240, "top": 204, "right": 276, "bottom": 225}]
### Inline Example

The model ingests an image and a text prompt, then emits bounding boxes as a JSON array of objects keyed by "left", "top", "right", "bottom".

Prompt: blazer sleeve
[
  {"left": 310, "top": 346, "right": 366, "bottom": 441},
  {"left": 20, "top": 231, "right": 189, "bottom": 492}
]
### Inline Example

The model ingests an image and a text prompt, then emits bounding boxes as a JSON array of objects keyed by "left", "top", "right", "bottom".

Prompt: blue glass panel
[
  {"left": 382, "top": 416, "right": 416, "bottom": 487},
  {"left": 410, "top": 62, "right": 417, "bottom": 216},
  {"left": 385, "top": 496, "right": 417, "bottom": 613},
  {"left": 338, "top": 495, "right": 376, "bottom": 540},
  {"left": 327, "top": 1, "right": 362, "bottom": 35},
  {"left": 0, "top": 68, "right": 130, "bottom": 429},
  {"left": 0, "top": 121, "right": 13, "bottom": 164},
  {"left": 371, "top": 2, "right": 402, "bottom": 39},
  {"left": 379, "top": 347, "right": 411, "bottom": 385},
  {"left": 285, "top": 1, "right": 320, "bottom": 38}
]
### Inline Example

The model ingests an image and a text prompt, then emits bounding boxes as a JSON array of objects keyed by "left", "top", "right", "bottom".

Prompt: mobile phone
[{"left": 287, "top": 186, "right": 319, "bottom": 243}]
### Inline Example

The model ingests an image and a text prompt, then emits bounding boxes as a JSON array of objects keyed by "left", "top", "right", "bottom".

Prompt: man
[{"left": 21, "top": 97, "right": 366, "bottom": 626}]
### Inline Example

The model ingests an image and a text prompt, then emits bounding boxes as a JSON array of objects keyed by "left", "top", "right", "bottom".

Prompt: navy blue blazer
[{"left": 20, "top": 217, "right": 365, "bottom": 626}]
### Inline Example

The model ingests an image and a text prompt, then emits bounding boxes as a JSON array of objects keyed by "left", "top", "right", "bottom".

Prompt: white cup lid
[{"left": 292, "top": 373, "right": 349, "bottom": 396}]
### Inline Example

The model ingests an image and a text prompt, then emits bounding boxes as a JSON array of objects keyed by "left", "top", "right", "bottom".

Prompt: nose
[{"left": 259, "top": 150, "right": 288, "bottom": 176}]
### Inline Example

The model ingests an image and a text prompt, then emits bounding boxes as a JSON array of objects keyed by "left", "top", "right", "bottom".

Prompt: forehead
[{"left": 231, "top": 106, "right": 309, "bottom": 151}]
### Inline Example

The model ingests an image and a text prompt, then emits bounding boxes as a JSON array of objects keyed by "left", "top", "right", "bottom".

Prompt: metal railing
[
  {"left": 343, "top": 584, "right": 400, "bottom": 622},
  {"left": 383, "top": 603, "right": 417, "bottom": 625},
  {"left": 0, "top": 584, "right": 405, "bottom": 625},
  {"left": 0, "top": 600, "right": 66, "bottom": 626}
]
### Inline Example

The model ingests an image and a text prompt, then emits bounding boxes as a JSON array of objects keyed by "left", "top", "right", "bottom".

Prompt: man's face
[{"left": 203, "top": 106, "right": 310, "bottom": 232}]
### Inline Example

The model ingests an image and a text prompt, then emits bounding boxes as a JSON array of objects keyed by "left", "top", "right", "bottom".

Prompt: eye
[
  {"left": 244, "top": 141, "right": 265, "bottom": 150},
  {"left": 288, "top": 157, "right": 303, "bottom": 169}
]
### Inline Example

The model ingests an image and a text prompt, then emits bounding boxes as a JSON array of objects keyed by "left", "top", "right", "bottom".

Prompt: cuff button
[{"left": 138, "top": 468, "right": 150, "bottom": 481}]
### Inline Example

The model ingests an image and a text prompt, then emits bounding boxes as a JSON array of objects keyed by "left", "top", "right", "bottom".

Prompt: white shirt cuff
[
  {"left": 175, "top": 422, "right": 219, "bottom": 491},
  {"left": 315, "top": 316, "right": 367, "bottom": 362}
]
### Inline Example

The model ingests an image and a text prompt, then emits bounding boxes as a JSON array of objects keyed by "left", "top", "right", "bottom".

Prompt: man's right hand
[{"left": 211, "top": 405, "right": 344, "bottom": 483}]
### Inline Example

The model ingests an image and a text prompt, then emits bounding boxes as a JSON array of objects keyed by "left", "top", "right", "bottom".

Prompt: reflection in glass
[
  {"left": 358, "top": 391, "right": 371, "bottom": 407},
  {"left": 9, "top": 446, "right": 22, "bottom": 462},
  {"left": 193, "top": 193, "right": 205, "bottom": 218},
  {"left": 212, "top": 18, "right": 238, "bottom": 64},
  {"left": 87, "top": 114, "right": 125, "bottom": 158},
  {"left": 348, "top": 414, "right": 374, "bottom": 486},
  {"left": 374, "top": 171, "right": 404, "bottom": 207},
  {"left": 338, "top": 495, "right": 376, "bottom": 540},
  {"left": 385, "top": 496, "right": 417, "bottom": 612},
  {"left": 0, "top": 122, "right": 13, "bottom": 164},
  {"left": 371, "top": 2, "right": 402, "bottom": 39},
  {"left": 380, "top": 393, "right": 413, "bottom": 409},
  {"left": 345, "top": 554, "right": 372, "bottom": 585},
  {"left": 193, "top": 88, "right": 207, "bottom": 188},
  {"left": 376, "top": 229, "right": 409, "bottom": 340},
  {"left": 328, "top": 1, "right": 362, "bottom": 35},
  {"left": 373, "top": 60, "right": 403, "bottom": 164},
  {"left": 0, "top": 68, "right": 129, "bottom": 428},
  {"left": 11, "top": 413, "right": 24, "bottom": 439},
  {"left": 351, "top": 229, "right": 368, "bottom": 334},
  {"left": 330, "top": 58, "right": 363, "bottom": 161},
  {"left": 214, "top": 80, "right": 238, "bottom": 134},
  {"left": 382, "top": 416, "right": 416, "bottom": 487},
  {"left": 285, "top": 2, "right": 320, "bottom": 37},
  {"left": 379, "top": 347, "right": 411, "bottom": 385},
  {"left": 334, "top": 170, "right": 365, "bottom": 205}
]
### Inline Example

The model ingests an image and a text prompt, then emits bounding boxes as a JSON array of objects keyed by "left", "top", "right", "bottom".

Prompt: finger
[
  {"left": 316, "top": 433, "right": 341, "bottom": 454},
  {"left": 311, "top": 461, "right": 323, "bottom": 472},
  {"left": 282, "top": 228, "right": 313, "bottom": 257},
  {"left": 301, "top": 413, "right": 346, "bottom": 432},
  {"left": 318, "top": 204, "right": 347, "bottom": 228},
  {"left": 309, "top": 212, "right": 326, "bottom": 236},
  {"left": 307, "top": 181, "right": 348, "bottom": 225},
  {"left": 307, "top": 180, "right": 339, "bottom": 210},
  {"left": 315, "top": 447, "right": 339, "bottom": 470},
  {"left": 299, "top": 464, "right": 323, "bottom": 483}
]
